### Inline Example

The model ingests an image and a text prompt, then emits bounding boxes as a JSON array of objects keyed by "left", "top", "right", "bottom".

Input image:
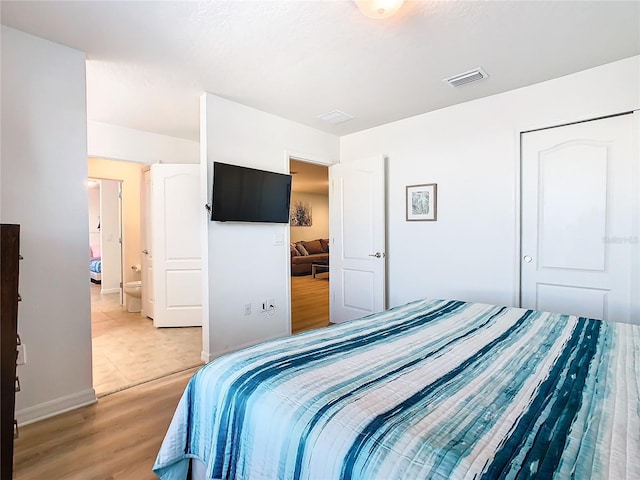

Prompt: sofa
[{"left": 290, "top": 238, "right": 329, "bottom": 276}]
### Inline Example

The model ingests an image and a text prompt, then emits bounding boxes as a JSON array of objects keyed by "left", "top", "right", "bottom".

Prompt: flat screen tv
[{"left": 211, "top": 162, "right": 292, "bottom": 223}]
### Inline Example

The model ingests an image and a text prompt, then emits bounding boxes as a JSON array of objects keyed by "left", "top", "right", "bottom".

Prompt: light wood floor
[
  {"left": 13, "top": 367, "right": 198, "bottom": 480},
  {"left": 291, "top": 271, "right": 330, "bottom": 333}
]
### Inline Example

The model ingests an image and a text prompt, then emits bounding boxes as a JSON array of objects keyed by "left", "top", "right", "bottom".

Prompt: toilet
[{"left": 124, "top": 280, "right": 142, "bottom": 313}]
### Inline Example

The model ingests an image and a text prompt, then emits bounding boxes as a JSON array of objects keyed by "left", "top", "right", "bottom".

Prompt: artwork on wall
[
  {"left": 290, "top": 200, "right": 312, "bottom": 226},
  {"left": 406, "top": 183, "right": 437, "bottom": 221}
]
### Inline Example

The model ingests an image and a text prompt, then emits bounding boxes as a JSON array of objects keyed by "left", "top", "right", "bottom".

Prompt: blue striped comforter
[
  {"left": 153, "top": 299, "right": 640, "bottom": 480},
  {"left": 89, "top": 259, "right": 101, "bottom": 273}
]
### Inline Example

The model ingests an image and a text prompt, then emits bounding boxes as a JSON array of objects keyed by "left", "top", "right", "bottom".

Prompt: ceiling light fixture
[{"left": 354, "top": 0, "right": 405, "bottom": 19}]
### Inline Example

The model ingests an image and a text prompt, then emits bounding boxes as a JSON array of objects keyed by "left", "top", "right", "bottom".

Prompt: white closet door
[{"left": 521, "top": 113, "right": 639, "bottom": 323}]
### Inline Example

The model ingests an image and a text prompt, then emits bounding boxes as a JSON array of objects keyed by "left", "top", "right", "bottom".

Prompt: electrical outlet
[
  {"left": 16, "top": 344, "right": 26, "bottom": 365},
  {"left": 244, "top": 303, "right": 251, "bottom": 315},
  {"left": 261, "top": 299, "right": 275, "bottom": 313}
]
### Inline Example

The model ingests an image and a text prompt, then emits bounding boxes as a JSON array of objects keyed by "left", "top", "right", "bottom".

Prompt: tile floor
[{"left": 91, "top": 284, "right": 202, "bottom": 396}]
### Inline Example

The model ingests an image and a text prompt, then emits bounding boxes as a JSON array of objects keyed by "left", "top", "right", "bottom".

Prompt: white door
[
  {"left": 99, "top": 179, "right": 123, "bottom": 297},
  {"left": 151, "top": 164, "right": 203, "bottom": 328},
  {"left": 329, "top": 155, "right": 386, "bottom": 324},
  {"left": 141, "top": 168, "right": 154, "bottom": 318},
  {"left": 521, "top": 113, "right": 639, "bottom": 323}
]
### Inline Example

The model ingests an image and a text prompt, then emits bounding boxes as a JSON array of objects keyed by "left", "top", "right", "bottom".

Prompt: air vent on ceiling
[
  {"left": 317, "top": 110, "right": 354, "bottom": 125},
  {"left": 443, "top": 67, "right": 489, "bottom": 87}
]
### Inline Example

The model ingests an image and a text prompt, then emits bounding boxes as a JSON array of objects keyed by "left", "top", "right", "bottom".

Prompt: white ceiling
[{"left": 1, "top": 1, "right": 639, "bottom": 142}]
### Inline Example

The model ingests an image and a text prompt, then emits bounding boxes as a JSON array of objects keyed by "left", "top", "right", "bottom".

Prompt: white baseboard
[
  {"left": 100, "top": 287, "right": 120, "bottom": 295},
  {"left": 201, "top": 350, "right": 216, "bottom": 363},
  {"left": 16, "top": 388, "right": 97, "bottom": 426},
  {"left": 207, "top": 335, "right": 282, "bottom": 362}
]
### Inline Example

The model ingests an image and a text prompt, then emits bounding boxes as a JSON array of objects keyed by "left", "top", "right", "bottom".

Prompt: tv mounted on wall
[{"left": 211, "top": 162, "right": 292, "bottom": 223}]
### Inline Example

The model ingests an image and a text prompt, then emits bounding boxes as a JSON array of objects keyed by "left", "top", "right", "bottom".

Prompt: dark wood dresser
[{"left": 1, "top": 224, "right": 20, "bottom": 479}]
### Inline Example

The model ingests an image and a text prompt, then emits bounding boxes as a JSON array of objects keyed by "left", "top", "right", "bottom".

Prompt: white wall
[
  {"left": 0, "top": 27, "right": 95, "bottom": 423},
  {"left": 87, "top": 183, "right": 101, "bottom": 249},
  {"left": 201, "top": 93, "right": 339, "bottom": 359},
  {"left": 88, "top": 121, "right": 199, "bottom": 164},
  {"left": 290, "top": 192, "right": 329, "bottom": 243},
  {"left": 340, "top": 56, "right": 640, "bottom": 310}
]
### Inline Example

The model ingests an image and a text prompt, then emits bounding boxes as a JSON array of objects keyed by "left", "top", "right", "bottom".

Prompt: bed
[
  {"left": 153, "top": 299, "right": 640, "bottom": 480},
  {"left": 89, "top": 245, "right": 101, "bottom": 284}
]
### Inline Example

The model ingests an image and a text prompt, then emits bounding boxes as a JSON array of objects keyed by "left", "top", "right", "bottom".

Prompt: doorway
[
  {"left": 289, "top": 158, "right": 330, "bottom": 333},
  {"left": 87, "top": 158, "right": 202, "bottom": 396},
  {"left": 87, "top": 178, "right": 123, "bottom": 301}
]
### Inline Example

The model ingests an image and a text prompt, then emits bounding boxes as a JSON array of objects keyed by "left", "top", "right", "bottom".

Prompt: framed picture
[
  {"left": 290, "top": 200, "right": 312, "bottom": 226},
  {"left": 406, "top": 183, "right": 437, "bottom": 221}
]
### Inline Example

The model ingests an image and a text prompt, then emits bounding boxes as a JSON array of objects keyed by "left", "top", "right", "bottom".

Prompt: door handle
[
  {"left": 142, "top": 249, "right": 149, "bottom": 255},
  {"left": 368, "top": 252, "right": 385, "bottom": 258},
  {"left": 523, "top": 255, "right": 533, "bottom": 263}
]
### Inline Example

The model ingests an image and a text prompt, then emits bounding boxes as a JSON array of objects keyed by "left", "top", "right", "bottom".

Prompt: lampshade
[{"left": 354, "top": 0, "right": 405, "bottom": 19}]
